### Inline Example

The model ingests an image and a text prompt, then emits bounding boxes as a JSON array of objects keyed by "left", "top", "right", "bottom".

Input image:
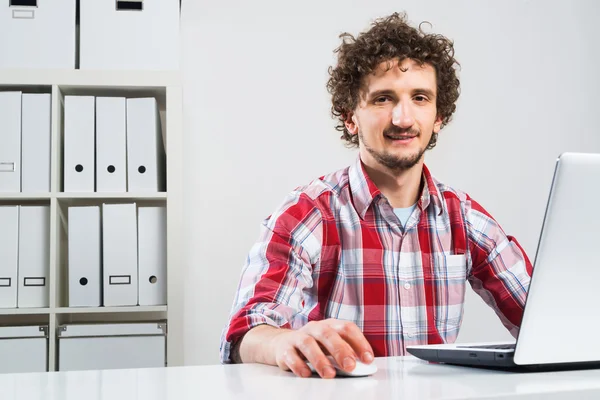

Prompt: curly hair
[{"left": 326, "top": 12, "right": 461, "bottom": 148}]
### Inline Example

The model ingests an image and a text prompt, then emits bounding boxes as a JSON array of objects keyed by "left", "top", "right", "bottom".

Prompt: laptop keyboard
[{"left": 457, "top": 344, "right": 515, "bottom": 350}]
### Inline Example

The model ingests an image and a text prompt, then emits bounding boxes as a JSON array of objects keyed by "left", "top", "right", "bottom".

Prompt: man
[{"left": 220, "top": 12, "right": 532, "bottom": 379}]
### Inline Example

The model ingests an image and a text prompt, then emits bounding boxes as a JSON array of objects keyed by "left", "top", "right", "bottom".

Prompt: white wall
[{"left": 180, "top": 0, "right": 600, "bottom": 365}]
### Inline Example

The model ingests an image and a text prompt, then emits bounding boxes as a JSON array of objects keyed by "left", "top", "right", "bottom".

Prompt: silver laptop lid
[{"left": 514, "top": 152, "right": 600, "bottom": 365}]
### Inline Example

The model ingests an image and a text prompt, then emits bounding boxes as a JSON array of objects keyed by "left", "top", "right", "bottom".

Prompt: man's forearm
[{"left": 235, "top": 325, "right": 287, "bottom": 365}]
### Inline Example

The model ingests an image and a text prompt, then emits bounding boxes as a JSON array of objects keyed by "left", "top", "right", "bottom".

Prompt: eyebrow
[{"left": 367, "top": 88, "right": 437, "bottom": 99}]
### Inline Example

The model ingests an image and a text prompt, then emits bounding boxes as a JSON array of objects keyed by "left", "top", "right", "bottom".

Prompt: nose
[{"left": 391, "top": 102, "right": 415, "bottom": 128}]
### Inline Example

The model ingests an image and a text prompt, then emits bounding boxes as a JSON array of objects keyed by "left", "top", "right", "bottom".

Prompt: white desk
[{"left": 2, "top": 356, "right": 600, "bottom": 400}]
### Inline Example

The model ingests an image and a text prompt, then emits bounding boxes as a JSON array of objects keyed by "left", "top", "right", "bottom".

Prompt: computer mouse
[{"left": 306, "top": 355, "right": 378, "bottom": 377}]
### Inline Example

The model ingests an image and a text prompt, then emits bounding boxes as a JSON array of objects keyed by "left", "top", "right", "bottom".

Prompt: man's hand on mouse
[{"left": 269, "top": 318, "right": 374, "bottom": 379}]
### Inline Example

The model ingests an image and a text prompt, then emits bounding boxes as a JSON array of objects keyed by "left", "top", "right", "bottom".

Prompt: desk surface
[{"left": 2, "top": 356, "right": 600, "bottom": 400}]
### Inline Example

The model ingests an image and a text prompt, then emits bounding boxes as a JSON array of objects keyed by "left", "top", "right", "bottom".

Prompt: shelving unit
[{"left": 0, "top": 69, "right": 183, "bottom": 371}]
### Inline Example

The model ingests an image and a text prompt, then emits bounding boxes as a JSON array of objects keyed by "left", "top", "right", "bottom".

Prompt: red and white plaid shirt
[{"left": 220, "top": 157, "right": 532, "bottom": 363}]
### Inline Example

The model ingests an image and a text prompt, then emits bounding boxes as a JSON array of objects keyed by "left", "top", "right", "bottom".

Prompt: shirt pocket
[{"left": 433, "top": 254, "right": 468, "bottom": 327}]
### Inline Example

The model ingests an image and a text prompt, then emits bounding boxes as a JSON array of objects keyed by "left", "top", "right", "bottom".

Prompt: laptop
[{"left": 407, "top": 152, "right": 600, "bottom": 370}]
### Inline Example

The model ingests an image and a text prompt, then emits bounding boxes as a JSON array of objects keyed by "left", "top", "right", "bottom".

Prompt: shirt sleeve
[
  {"left": 465, "top": 196, "right": 533, "bottom": 338},
  {"left": 219, "top": 191, "right": 323, "bottom": 363}
]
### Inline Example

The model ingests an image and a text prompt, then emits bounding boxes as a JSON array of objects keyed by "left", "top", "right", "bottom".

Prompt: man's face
[{"left": 345, "top": 58, "right": 443, "bottom": 172}]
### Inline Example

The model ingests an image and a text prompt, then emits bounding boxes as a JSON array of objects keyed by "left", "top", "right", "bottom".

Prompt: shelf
[
  {"left": 0, "top": 308, "right": 51, "bottom": 315},
  {"left": 0, "top": 69, "right": 180, "bottom": 88},
  {"left": 0, "top": 193, "right": 166, "bottom": 201},
  {"left": 56, "top": 192, "right": 167, "bottom": 200},
  {"left": 0, "top": 306, "right": 167, "bottom": 315},
  {"left": 0, "top": 193, "right": 51, "bottom": 201},
  {"left": 54, "top": 306, "right": 167, "bottom": 314}
]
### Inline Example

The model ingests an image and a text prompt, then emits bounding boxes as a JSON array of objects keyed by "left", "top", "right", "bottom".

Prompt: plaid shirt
[{"left": 220, "top": 157, "right": 532, "bottom": 363}]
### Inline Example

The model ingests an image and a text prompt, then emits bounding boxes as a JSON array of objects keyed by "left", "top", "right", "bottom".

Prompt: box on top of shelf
[
  {"left": 0, "top": 0, "right": 76, "bottom": 69},
  {"left": 58, "top": 322, "right": 166, "bottom": 371},
  {"left": 80, "top": 0, "right": 180, "bottom": 71},
  {"left": 0, "top": 325, "right": 48, "bottom": 373}
]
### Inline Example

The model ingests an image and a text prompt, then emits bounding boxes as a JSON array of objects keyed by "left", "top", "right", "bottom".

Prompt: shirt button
[
  {"left": 403, "top": 282, "right": 411, "bottom": 290},
  {"left": 406, "top": 332, "right": 415, "bottom": 338}
]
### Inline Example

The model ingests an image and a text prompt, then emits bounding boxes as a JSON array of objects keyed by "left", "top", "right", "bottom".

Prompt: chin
[
  {"left": 391, "top": 149, "right": 425, "bottom": 166},
  {"left": 391, "top": 149, "right": 421, "bottom": 161}
]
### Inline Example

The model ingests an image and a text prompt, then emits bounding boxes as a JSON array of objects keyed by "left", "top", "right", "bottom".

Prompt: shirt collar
[
  {"left": 348, "top": 156, "right": 445, "bottom": 219},
  {"left": 419, "top": 164, "right": 445, "bottom": 217}
]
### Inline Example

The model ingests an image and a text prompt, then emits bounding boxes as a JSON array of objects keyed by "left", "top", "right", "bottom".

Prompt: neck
[{"left": 361, "top": 156, "right": 424, "bottom": 209}]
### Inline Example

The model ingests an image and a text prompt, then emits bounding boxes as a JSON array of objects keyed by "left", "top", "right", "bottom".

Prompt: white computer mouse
[{"left": 307, "top": 355, "right": 378, "bottom": 377}]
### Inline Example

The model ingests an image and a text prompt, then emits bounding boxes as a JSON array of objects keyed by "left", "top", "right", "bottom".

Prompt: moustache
[{"left": 383, "top": 127, "right": 420, "bottom": 137}]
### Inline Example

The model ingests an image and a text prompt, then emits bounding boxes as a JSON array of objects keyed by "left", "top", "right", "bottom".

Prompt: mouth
[{"left": 384, "top": 134, "right": 417, "bottom": 142}]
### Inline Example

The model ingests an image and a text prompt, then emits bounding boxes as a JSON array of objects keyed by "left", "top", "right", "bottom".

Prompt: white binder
[
  {"left": 64, "top": 96, "right": 95, "bottom": 192},
  {"left": 0, "top": 206, "right": 19, "bottom": 308},
  {"left": 21, "top": 93, "right": 51, "bottom": 193},
  {"left": 126, "top": 98, "right": 166, "bottom": 192},
  {"left": 17, "top": 206, "right": 50, "bottom": 308},
  {"left": 103, "top": 203, "right": 138, "bottom": 306},
  {"left": 68, "top": 206, "right": 101, "bottom": 307},
  {"left": 96, "top": 97, "right": 127, "bottom": 192},
  {"left": 138, "top": 206, "right": 167, "bottom": 306},
  {"left": 79, "top": 0, "right": 179, "bottom": 71},
  {"left": 0, "top": 92, "right": 22, "bottom": 192},
  {"left": 0, "top": 1, "right": 76, "bottom": 69}
]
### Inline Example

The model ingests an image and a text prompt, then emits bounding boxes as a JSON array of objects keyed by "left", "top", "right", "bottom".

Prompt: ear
[
  {"left": 433, "top": 114, "right": 443, "bottom": 133},
  {"left": 344, "top": 112, "right": 359, "bottom": 135}
]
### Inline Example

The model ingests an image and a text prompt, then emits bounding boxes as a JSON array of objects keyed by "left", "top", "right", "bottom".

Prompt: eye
[
  {"left": 414, "top": 95, "right": 428, "bottom": 102},
  {"left": 374, "top": 96, "right": 391, "bottom": 104}
]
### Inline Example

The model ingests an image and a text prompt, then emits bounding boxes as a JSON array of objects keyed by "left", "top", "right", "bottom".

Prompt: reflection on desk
[{"left": 1, "top": 356, "right": 600, "bottom": 400}]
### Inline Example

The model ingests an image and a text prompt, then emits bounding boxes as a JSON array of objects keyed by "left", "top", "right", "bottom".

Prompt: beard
[{"left": 359, "top": 126, "right": 434, "bottom": 172}]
